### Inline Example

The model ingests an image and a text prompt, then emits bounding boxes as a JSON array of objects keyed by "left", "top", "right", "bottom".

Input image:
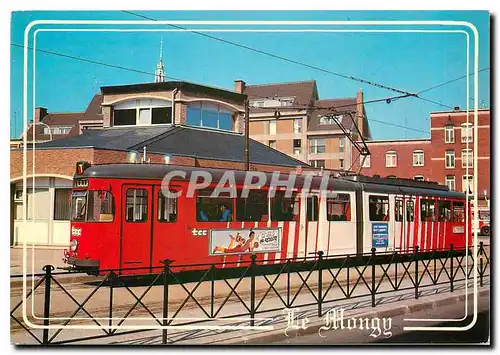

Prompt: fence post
[
  {"left": 162, "top": 259, "right": 171, "bottom": 345},
  {"left": 286, "top": 259, "right": 291, "bottom": 308},
  {"left": 450, "top": 244, "right": 454, "bottom": 293},
  {"left": 317, "top": 251, "right": 324, "bottom": 317},
  {"left": 210, "top": 265, "right": 215, "bottom": 318},
  {"left": 250, "top": 254, "right": 257, "bottom": 327},
  {"left": 479, "top": 242, "right": 484, "bottom": 287},
  {"left": 42, "top": 265, "right": 54, "bottom": 345},
  {"left": 414, "top": 246, "right": 419, "bottom": 300},
  {"left": 108, "top": 272, "right": 115, "bottom": 332},
  {"left": 371, "top": 248, "right": 376, "bottom": 307}
]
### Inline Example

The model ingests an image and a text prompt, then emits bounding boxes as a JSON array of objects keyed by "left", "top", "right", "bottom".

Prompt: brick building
[
  {"left": 355, "top": 108, "right": 490, "bottom": 211},
  {"left": 237, "top": 80, "right": 371, "bottom": 171},
  {"left": 11, "top": 80, "right": 310, "bottom": 247}
]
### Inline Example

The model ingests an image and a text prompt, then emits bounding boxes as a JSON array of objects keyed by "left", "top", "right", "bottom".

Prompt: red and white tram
[{"left": 64, "top": 163, "right": 471, "bottom": 274}]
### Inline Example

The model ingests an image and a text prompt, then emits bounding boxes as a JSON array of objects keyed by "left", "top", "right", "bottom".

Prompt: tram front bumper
[{"left": 66, "top": 257, "right": 99, "bottom": 271}]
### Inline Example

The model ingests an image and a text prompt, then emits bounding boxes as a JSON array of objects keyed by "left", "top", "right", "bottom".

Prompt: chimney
[
  {"left": 34, "top": 107, "right": 48, "bottom": 124},
  {"left": 234, "top": 80, "right": 246, "bottom": 94}
]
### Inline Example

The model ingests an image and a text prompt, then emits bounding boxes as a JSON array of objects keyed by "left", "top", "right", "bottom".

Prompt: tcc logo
[{"left": 191, "top": 228, "right": 208, "bottom": 237}]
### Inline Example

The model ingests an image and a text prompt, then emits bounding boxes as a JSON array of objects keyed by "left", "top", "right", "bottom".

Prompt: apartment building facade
[
  {"left": 356, "top": 108, "right": 490, "bottom": 210},
  {"left": 238, "top": 80, "right": 371, "bottom": 171}
]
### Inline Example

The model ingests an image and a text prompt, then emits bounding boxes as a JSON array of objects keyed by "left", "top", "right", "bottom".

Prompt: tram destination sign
[{"left": 210, "top": 228, "right": 281, "bottom": 255}]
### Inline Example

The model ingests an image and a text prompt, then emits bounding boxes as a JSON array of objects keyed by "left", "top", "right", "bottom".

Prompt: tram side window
[
  {"left": 406, "top": 200, "right": 415, "bottom": 222},
  {"left": 438, "top": 201, "right": 452, "bottom": 221},
  {"left": 158, "top": 191, "right": 177, "bottom": 222},
  {"left": 395, "top": 199, "right": 403, "bottom": 222},
  {"left": 236, "top": 189, "right": 269, "bottom": 222},
  {"left": 420, "top": 199, "right": 436, "bottom": 222},
  {"left": 271, "top": 191, "right": 299, "bottom": 221},
  {"left": 126, "top": 189, "right": 148, "bottom": 222},
  {"left": 71, "top": 190, "right": 114, "bottom": 222},
  {"left": 369, "top": 196, "right": 389, "bottom": 221},
  {"left": 326, "top": 193, "right": 351, "bottom": 221},
  {"left": 307, "top": 196, "right": 319, "bottom": 221},
  {"left": 196, "top": 188, "right": 233, "bottom": 222},
  {"left": 453, "top": 202, "right": 465, "bottom": 222}
]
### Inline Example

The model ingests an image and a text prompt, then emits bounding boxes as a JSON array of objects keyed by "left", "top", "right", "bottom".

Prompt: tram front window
[{"left": 71, "top": 190, "right": 114, "bottom": 222}]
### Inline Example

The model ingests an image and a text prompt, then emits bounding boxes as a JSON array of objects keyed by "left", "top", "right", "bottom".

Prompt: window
[
  {"left": 406, "top": 200, "right": 415, "bottom": 222},
  {"left": 186, "top": 102, "right": 233, "bottom": 130},
  {"left": 54, "top": 188, "right": 72, "bottom": 220},
  {"left": 437, "top": 201, "right": 452, "bottom": 221},
  {"left": 271, "top": 191, "right": 299, "bottom": 221},
  {"left": 269, "top": 120, "right": 277, "bottom": 135},
  {"left": 461, "top": 123, "right": 473, "bottom": 143},
  {"left": 462, "top": 175, "right": 474, "bottom": 195},
  {"left": 19, "top": 188, "right": 50, "bottom": 221},
  {"left": 307, "top": 195, "right": 318, "bottom": 221},
  {"left": 311, "top": 160, "right": 325, "bottom": 168},
  {"left": 385, "top": 151, "right": 397, "bottom": 167},
  {"left": 445, "top": 125, "right": 455, "bottom": 143},
  {"left": 113, "top": 109, "right": 136, "bottom": 126},
  {"left": 294, "top": 119, "right": 302, "bottom": 133},
  {"left": 339, "top": 159, "right": 344, "bottom": 170},
  {"left": 197, "top": 188, "right": 233, "bottom": 222},
  {"left": 461, "top": 149, "right": 473, "bottom": 168},
  {"left": 44, "top": 126, "right": 73, "bottom": 135},
  {"left": 445, "top": 175, "right": 456, "bottom": 191},
  {"left": 414, "top": 175, "right": 425, "bottom": 181},
  {"left": 113, "top": 99, "right": 173, "bottom": 126},
  {"left": 309, "top": 138, "right": 326, "bottom": 154},
  {"left": 293, "top": 139, "right": 302, "bottom": 155},
  {"left": 369, "top": 195, "right": 389, "bottom": 221},
  {"left": 125, "top": 189, "right": 147, "bottom": 222},
  {"left": 453, "top": 202, "right": 465, "bottom": 222},
  {"left": 445, "top": 150, "right": 455, "bottom": 168},
  {"left": 362, "top": 155, "right": 371, "bottom": 168},
  {"left": 319, "top": 115, "right": 342, "bottom": 125},
  {"left": 395, "top": 199, "right": 403, "bottom": 222},
  {"left": 413, "top": 150, "right": 424, "bottom": 166},
  {"left": 158, "top": 190, "right": 177, "bottom": 222},
  {"left": 236, "top": 190, "right": 269, "bottom": 222},
  {"left": 420, "top": 199, "right": 436, "bottom": 222},
  {"left": 152, "top": 107, "right": 173, "bottom": 124},
  {"left": 339, "top": 137, "right": 345, "bottom": 152},
  {"left": 326, "top": 193, "right": 351, "bottom": 221},
  {"left": 71, "top": 190, "right": 114, "bottom": 222},
  {"left": 269, "top": 140, "right": 276, "bottom": 149}
]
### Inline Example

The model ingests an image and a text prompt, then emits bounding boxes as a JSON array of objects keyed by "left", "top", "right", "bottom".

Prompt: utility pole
[{"left": 244, "top": 99, "right": 250, "bottom": 171}]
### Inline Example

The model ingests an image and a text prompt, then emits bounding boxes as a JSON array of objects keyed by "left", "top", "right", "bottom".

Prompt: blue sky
[{"left": 10, "top": 11, "right": 490, "bottom": 139}]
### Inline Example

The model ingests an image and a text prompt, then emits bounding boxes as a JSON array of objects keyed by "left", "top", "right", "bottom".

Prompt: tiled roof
[
  {"left": 308, "top": 98, "right": 358, "bottom": 132},
  {"left": 34, "top": 125, "right": 310, "bottom": 168},
  {"left": 245, "top": 80, "right": 318, "bottom": 114}
]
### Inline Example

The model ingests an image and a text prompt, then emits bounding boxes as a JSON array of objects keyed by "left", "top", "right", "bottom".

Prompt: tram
[{"left": 64, "top": 162, "right": 471, "bottom": 274}]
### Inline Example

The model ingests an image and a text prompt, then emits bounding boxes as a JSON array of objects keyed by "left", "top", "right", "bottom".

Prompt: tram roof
[{"left": 79, "top": 163, "right": 466, "bottom": 199}]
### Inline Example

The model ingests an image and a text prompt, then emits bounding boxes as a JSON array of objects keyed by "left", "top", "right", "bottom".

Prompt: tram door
[{"left": 121, "top": 185, "right": 153, "bottom": 272}]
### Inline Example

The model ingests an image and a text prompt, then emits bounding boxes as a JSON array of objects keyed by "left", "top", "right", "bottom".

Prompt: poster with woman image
[{"left": 210, "top": 228, "right": 281, "bottom": 255}]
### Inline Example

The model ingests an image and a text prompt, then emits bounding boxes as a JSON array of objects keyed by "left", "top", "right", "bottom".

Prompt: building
[
  {"left": 10, "top": 80, "right": 310, "bottom": 248},
  {"left": 355, "top": 139, "right": 432, "bottom": 180},
  {"left": 10, "top": 94, "right": 104, "bottom": 149},
  {"left": 355, "top": 108, "right": 490, "bottom": 210},
  {"left": 238, "top": 80, "right": 371, "bottom": 171},
  {"left": 429, "top": 108, "right": 490, "bottom": 209}
]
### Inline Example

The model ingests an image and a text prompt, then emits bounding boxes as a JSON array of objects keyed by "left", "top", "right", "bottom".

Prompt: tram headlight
[{"left": 70, "top": 239, "right": 78, "bottom": 252}]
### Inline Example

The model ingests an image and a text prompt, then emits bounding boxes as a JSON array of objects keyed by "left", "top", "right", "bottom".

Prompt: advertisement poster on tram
[{"left": 210, "top": 228, "right": 281, "bottom": 255}]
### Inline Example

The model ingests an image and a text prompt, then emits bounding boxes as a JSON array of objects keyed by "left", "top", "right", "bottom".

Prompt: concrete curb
[{"left": 215, "top": 288, "right": 489, "bottom": 345}]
